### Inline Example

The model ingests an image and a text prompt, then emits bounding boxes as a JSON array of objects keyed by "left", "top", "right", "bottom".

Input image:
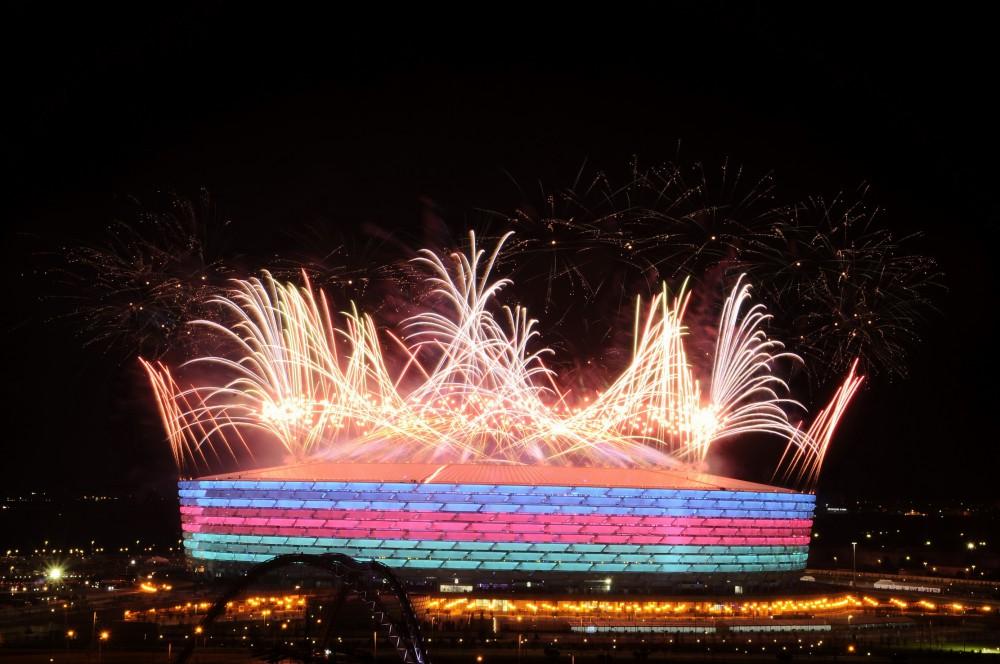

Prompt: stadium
[
  {"left": 179, "top": 462, "right": 814, "bottom": 593},
  {"left": 149, "top": 237, "right": 855, "bottom": 596}
]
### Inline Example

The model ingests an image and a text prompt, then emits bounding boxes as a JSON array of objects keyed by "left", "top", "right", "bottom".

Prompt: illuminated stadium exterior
[
  {"left": 154, "top": 240, "right": 846, "bottom": 596},
  {"left": 180, "top": 463, "right": 815, "bottom": 592}
]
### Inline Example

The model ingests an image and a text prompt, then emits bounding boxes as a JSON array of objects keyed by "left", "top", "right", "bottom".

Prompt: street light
[
  {"left": 851, "top": 542, "right": 857, "bottom": 586},
  {"left": 46, "top": 566, "right": 64, "bottom": 583},
  {"left": 98, "top": 630, "right": 110, "bottom": 663}
]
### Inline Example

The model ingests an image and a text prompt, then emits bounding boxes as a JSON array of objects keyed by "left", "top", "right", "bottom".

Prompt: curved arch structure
[{"left": 175, "top": 553, "right": 430, "bottom": 664}]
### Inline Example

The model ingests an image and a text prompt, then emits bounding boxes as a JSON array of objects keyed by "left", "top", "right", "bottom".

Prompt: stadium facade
[{"left": 179, "top": 463, "right": 815, "bottom": 592}]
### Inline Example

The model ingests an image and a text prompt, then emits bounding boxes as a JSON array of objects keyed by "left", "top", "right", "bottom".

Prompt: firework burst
[
  {"left": 144, "top": 233, "right": 815, "bottom": 482},
  {"left": 484, "top": 162, "right": 940, "bottom": 387},
  {"left": 49, "top": 190, "right": 234, "bottom": 360},
  {"left": 52, "top": 162, "right": 939, "bottom": 390},
  {"left": 747, "top": 189, "right": 942, "bottom": 380}
]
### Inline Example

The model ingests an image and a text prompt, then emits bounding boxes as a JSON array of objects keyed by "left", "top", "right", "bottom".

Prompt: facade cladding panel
[{"left": 178, "top": 463, "right": 814, "bottom": 585}]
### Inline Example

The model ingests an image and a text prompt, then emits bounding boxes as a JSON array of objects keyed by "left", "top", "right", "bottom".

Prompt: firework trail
[{"left": 773, "top": 359, "right": 865, "bottom": 491}]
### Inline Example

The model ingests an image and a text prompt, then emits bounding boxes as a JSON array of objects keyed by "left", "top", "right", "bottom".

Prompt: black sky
[{"left": 2, "top": 5, "right": 997, "bottom": 500}]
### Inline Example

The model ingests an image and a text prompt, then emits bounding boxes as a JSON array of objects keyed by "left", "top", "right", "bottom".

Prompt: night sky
[{"left": 3, "top": 5, "right": 997, "bottom": 500}]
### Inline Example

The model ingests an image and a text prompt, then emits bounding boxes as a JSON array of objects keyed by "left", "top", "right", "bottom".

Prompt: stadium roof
[{"left": 202, "top": 462, "right": 795, "bottom": 493}]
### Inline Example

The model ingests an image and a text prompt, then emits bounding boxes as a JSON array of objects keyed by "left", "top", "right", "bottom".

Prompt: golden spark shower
[{"left": 142, "top": 231, "right": 860, "bottom": 491}]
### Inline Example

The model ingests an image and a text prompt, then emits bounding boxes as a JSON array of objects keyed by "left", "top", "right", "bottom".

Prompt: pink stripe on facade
[
  {"left": 186, "top": 507, "right": 811, "bottom": 529},
  {"left": 183, "top": 516, "right": 809, "bottom": 539},
  {"left": 181, "top": 520, "right": 809, "bottom": 546}
]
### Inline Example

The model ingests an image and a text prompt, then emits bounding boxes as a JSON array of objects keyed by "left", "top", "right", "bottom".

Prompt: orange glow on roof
[{"left": 204, "top": 462, "right": 794, "bottom": 492}]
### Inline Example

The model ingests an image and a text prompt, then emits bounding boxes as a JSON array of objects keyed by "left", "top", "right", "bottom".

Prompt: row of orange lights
[
  {"left": 125, "top": 595, "right": 306, "bottom": 621},
  {"left": 122, "top": 592, "right": 994, "bottom": 625},
  {"left": 138, "top": 582, "right": 173, "bottom": 593},
  {"left": 422, "top": 594, "right": 994, "bottom": 617}
]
